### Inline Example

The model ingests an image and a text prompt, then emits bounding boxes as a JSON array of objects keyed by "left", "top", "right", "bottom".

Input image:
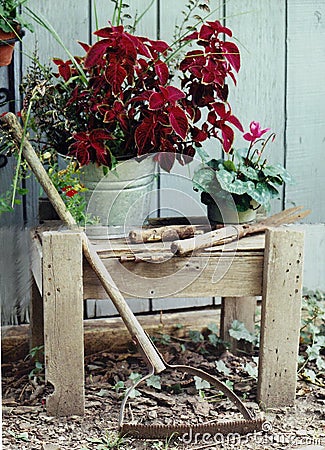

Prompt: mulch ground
[{"left": 2, "top": 336, "right": 325, "bottom": 450}]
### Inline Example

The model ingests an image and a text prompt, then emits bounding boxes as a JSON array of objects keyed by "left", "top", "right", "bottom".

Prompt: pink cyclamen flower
[{"left": 243, "top": 121, "right": 270, "bottom": 142}]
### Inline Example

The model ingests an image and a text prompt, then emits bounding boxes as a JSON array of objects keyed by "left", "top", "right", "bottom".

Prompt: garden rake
[{"left": 2, "top": 112, "right": 265, "bottom": 438}]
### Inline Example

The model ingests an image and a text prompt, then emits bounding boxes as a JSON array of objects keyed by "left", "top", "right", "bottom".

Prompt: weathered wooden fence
[{"left": 1, "top": 0, "right": 324, "bottom": 324}]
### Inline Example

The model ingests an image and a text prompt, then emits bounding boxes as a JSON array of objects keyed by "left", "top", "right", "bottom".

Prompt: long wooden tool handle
[{"left": 2, "top": 113, "right": 165, "bottom": 374}]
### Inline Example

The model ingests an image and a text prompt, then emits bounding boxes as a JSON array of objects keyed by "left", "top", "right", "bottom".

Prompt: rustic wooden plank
[
  {"left": 83, "top": 253, "right": 264, "bottom": 299},
  {"left": 226, "top": 0, "right": 286, "bottom": 213},
  {"left": 220, "top": 296, "right": 256, "bottom": 353},
  {"left": 257, "top": 227, "right": 304, "bottom": 407},
  {"left": 42, "top": 231, "right": 84, "bottom": 416},
  {"left": 285, "top": 1, "right": 325, "bottom": 222},
  {"left": 2, "top": 309, "right": 221, "bottom": 362}
]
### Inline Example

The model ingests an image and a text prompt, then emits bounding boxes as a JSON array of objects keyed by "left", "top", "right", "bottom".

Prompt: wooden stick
[
  {"left": 171, "top": 206, "right": 310, "bottom": 255},
  {"left": 171, "top": 226, "right": 241, "bottom": 255},
  {"left": 1, "top": 113, "right": 166, "bottom": 374},
  {"left": 129, "top": 225, "right": 206, "bottom": 243}
]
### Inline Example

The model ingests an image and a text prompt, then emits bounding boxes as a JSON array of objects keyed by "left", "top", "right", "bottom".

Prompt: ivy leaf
[
  {"left": 129, "top": 372, "right": 142, "bottom": 383},
  {"left": 229, "top": 320, "right": 256, "bottom": 343},
  {"left": 146, "top": 375, "right": 161, "bottom": 390},
  {"left": 207, "top": 322, "right": 219, "bottom": 334},
  {"left": 215, "top": 360, "right": 231, "bottom": 376},
  {"left": 306, "top": 344, "right": 321, "bottom": 361},
  {"left": 194, "top": 376, "right": 210, "bottom": 390},
  {"left": 224, "top": 379, "right": 234, "bottom": 390},
  {"left": 303, "top": 369, "right": 317, "bottom": 383},
  {"left": 189, "top": 330, "right": 204, "bottom": 343},
  {"left": 316, "top": 356, "right": 325, "bottom": 371},
  {"left": 243, "top": 363, "right": 258, "bottom": 379}
]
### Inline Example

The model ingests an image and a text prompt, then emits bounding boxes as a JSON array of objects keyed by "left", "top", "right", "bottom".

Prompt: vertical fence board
[
  {"left": 226, "top": 0, "right": 286, "bottom": 213},
  {"left": 286, "top": 1, "right": 325, "bottom": 222}
]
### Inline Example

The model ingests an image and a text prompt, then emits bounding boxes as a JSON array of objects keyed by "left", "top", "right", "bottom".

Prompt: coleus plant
[
  {"left": 22, "top": 18, "right": 242, "bottom": 172},
  {"left": 193, "top": 121, "right": 292, "bottom": 212}
]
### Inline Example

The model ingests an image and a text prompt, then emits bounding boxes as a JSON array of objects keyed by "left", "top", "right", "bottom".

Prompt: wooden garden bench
[{"left": 30, "top": 224, "right": 304, "bottom": 416}]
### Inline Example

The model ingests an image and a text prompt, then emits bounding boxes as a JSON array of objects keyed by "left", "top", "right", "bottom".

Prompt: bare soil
[{"left": 2, "top": 338, "right": 325, "bottom": 450}]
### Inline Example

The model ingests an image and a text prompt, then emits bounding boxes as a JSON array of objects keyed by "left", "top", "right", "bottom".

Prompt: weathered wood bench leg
[
  {"left": 220, "top": 297, "right": 256, "bottom": 353},
  {"left": 42, "top": 231, "right": 84, "bottom": 416},
  {"left": 257, "top": 227, "right": 304, "bottom": 408}
]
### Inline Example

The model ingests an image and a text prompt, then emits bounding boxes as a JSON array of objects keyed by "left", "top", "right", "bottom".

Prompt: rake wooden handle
[{"left": 1, "top": 113, "right": 166, "bottom": 374}]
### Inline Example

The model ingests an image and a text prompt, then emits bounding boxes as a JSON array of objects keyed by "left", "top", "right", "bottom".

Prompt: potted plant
[
  {"left": 193, "top": 121, "right": 293, "bottom": 224},
  {"left": 0, "top": 0, "right": 33, "bottom": 66},
  {"left": 19, "top": 12, "right": 243, "bottom": 229}
]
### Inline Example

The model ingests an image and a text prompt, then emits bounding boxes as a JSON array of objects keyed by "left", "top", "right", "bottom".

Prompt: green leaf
[
  {"left": 247, "top": 182, "right": 279, "bottom": 206},
  {"left": 223, "top": 160, "right": 236, "bottom": 172},
  {"left": 243, "top": 363, "right": 258, "bottom": 379},
  {"left": 303, "top": 369, "right": 317, "bottom": 383},
  {"left": 129, "top": 372, "right": 142, "bottom": 383},
  {"left": 146, "top": 375, "right": 161, "bottom": 390},
  {"left": 194, "top": 376, "right": 210, "bottom": 390},
  {"left": 229, "top": 320, "right": 256, "bottom": 344},
  {"left": 208, "top": 333, "right": 219, "bottom": 347},
  {"left": 207, "top": 322, "right": 218, "bottom": 334},
  {"left": 193, "top": 165, "right": 217, "bottom": 192},
  {"left": 189, "top": 329, "right": 204, "bottom": 343},
  {"left": 263, "top": 164, "right": 293, "bottom": 183},
  {"left": 316, "top": 356, "right": 325, "bottom": 370},
  {"left": 128, "top": 388, "right": 141, "bottom": 398},
  {"left": 224, "top": 379, "right": 234, "bottom": 390},
  {"left": 113, "top": 380, "right": 125, "bottom": 392},
  {"left": 239, "top": 164, "right": 259, "bottom": 180},
  {"left": 215, "top": 360, "right": 231, "bottom": 376},
  {"left": 306, "top": 344, "right": 321, "bottom": 361}
]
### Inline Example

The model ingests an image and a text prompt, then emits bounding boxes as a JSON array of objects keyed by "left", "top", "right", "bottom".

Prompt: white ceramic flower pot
[{"left": 207, "top": 198, "right": 260, "bottom": 224}]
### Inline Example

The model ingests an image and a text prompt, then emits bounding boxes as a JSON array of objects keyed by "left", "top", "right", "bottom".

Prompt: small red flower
[
  {"left": 62, "top": 186, "right": 78, "bottom": 197},
  {"left": 243, "top": 121, "right": 270, "bottom": 142}
]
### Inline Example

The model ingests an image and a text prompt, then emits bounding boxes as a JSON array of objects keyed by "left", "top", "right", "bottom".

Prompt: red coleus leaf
[
  {"left": 53, "top": 58, "right": 72, "bottom": 82},
  {"left": 135, "top": 117, "right": 156, "bottom": 154},
  {"left": 206, "top": 20, "right": 232, "bottom": 37},
  {"left": 220, "top": 124, "right": 234, "bottom": 153},
  {"left": 199, "top": 23, "right": 214, "bottom": 41},
  {"left": 160, "top": 85, "right": 185, "bottom": 103},
  {"left": 149, "top": 92, "right": 165, "bottom": 110},
  {"left": 191, "top": 126, "right": 208, "bottom": 142},
  {"left": 182, "top": 30, "right": 199, "bottom": 42},
  {"left": 212, "top": 102, "right": 227, "bottom": 118},
  {"left": 146, "top": 38, "right": 170, "bottom": 54},
  {"left": 227, "top": 114, "right": 244, "bottom": 132},
  {"left": 169, "top": 105, "right": 188, "bottom": 140},
  {"left": 154, "top": 151, "right": 176, "bottom": 173},
  {"left": 154, "top": 60, "right": 169, "bottom": 85},
  {"left": 78, "top": 41, "right": 91, "bottom": 53},
  {"left": 94, "top": 25, "right": 119, "bottom": 38},
  {"left": 84, "top": 39, "right": 112, "bottom": 68},
  {"left": 222, "top": 41, "right": 241, "bottom": 73},
  {"left": 105, "top": 62, "right": 127, "bottom": 94}
]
